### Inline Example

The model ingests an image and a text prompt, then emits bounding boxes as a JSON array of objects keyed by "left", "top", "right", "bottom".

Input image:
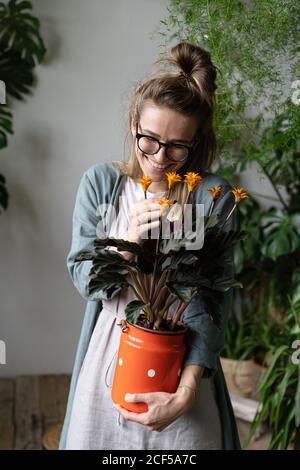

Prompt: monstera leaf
[
  {"left": 0, "top": 1, "right": 47, "bottom": 214},
  {"left": 0, "top": 0, "right": 46, "bottom": 67},
  {"left": 0, "top": 173, "right": 9, "bottom": 212},
  {"left": 0, "top": 45, "right": 34, "bottom": 99},
  {"left": 0, "top": 106, "right": 13, "bottom": 149},
  {"left": 261, "top": 210, "right": 300, "bottom": 260}
]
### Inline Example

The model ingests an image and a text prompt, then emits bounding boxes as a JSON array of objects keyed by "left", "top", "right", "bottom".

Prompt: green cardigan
[{"left": 59, "top": 162, "right": 241, "bottom": 450}]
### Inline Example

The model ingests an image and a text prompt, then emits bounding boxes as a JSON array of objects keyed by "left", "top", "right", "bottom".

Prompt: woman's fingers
[
  {"left": 127, "top": 200, "right": 162, "bottom": 244},
  {"left": 131, "top": 201, "right": 161, "bottom": 220},
  {"left": 135, "top": 209, "right": 161, "bottom": 226}
]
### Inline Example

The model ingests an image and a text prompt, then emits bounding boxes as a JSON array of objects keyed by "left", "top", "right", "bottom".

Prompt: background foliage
[
  {"left": 0, "top": 0, "right": 46, "bottom": 213},
  {"left": 159, "top": 0, "right": 300, "bottom": 449}
]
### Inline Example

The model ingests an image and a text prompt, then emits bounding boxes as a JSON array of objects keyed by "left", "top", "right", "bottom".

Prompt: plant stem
[
  {"left": 152, "top": 268, "right": 168, "bottom": 301},
  {"left": 153, "top": 295, "right": 177, "bottom": 329},
  {"left": 208, "top": 199, "right": 215, "bottom": 217},
  {"left": 143, "top": 272, "right": 151, "bottom": 299},
  {"left": 129, "top": 268, "right": 148, "bottom": 303},
  {"left": 151, "top": 284, "right": 168, "bottom": 314},
  {"left": 155, "top": 214, "right": 162, "bottom": 256},
  {"left": 170, "top": 289, "right": 198, "bottom": 330},
  {"left": 127, "top": 281, "right": 142, "bottom": 301},
  {"left": 217, "top": 202, "right": 237, "bottom": 234},
  {"left": 149, "top": 256, "right": 159, "bottom": 303},
  {"left": 151, "top": 269, "right": 172, "bottom": 312}
]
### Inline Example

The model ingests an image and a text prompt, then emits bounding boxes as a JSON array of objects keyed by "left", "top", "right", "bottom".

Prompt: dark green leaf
[
  {"left": 167, "top": 283, "right": 194, "bottom": 303},
  {"left": 125, "top": 300, "right": 149, "bottom": 325}
]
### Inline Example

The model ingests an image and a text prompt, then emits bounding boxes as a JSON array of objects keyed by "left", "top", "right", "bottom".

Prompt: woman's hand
[
  {"left": 125, "top": 197, "right": 162, "bottom": 246},
  {"left": 108, "top": 198, "right": 162, "bottom": 261},
  {"left": 113, "top": 387, "right": 196, "bottom": 432}
]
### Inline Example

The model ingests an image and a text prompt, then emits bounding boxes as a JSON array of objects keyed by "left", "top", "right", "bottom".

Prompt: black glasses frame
[{"left": 135, "top": 121, "right": 197, "bottom": 163}]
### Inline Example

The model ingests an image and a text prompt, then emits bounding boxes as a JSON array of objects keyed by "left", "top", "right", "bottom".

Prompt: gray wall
[{"left": 0, "top": 0, "right": 170, "bottom": 377}]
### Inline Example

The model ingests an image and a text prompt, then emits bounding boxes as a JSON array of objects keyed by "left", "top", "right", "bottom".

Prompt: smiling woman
[
  {"left": 60, "top": 42, "right": 241, "bottom": 450},
  {"left": 133, "top": 107, "right": 198, "bottom": 188}
]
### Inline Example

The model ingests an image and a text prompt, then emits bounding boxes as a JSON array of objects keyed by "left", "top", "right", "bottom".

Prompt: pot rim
[{"left": 126, "top": 320, "right": 188, "bottom": 336}]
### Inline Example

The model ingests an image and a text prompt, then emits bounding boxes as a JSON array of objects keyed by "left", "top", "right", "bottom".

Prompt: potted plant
[
  {"left": 76, "top": 172, "right": 248, "bottom": 412},
  {"left": 244, "top": 293, "right": 300, "bottom": 449},
  {"left": 220, "top": 307, "right": 263, "bottom": 399}
]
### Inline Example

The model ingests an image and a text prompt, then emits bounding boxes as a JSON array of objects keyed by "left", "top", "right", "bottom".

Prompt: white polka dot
[
  {"left": 178, "top": 369, "right": 181, "bottom": 376},
  {"left": 119, "top": 358, "right": 123, "bottom": 366},
  {"left": 147, "top": 369, "right": 156, "bottom": 378}
]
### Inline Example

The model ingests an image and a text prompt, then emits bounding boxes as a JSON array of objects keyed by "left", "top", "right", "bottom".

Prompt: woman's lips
[{"left": 145, "top": 156, "right": 171, "bottom": 173}]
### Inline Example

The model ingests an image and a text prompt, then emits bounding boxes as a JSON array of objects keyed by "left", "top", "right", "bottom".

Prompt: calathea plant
[{"left": 76, "top": 172, "right": 248, "bottom": 332}]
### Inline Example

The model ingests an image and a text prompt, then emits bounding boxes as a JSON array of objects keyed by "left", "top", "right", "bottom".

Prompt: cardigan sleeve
[
  {"left": 181, "top": 185, "right": 236, "bottom": 378},
  {"left": 66, "top": 166, "right": 122, "bottom": 301}
]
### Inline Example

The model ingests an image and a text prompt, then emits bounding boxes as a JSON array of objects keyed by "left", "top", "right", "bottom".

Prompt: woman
[{"left": 60, "top": 42, "right": 241, "bottom": 450}]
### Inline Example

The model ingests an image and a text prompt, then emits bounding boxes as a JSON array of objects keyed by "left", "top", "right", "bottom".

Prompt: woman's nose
[{"left": 154, "top": 146, "right": 169, "bottom": 163}]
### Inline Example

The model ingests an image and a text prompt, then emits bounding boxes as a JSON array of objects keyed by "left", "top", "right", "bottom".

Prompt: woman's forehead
[{"left": 139, "top": 104, "right": 198, "bottom": 139}]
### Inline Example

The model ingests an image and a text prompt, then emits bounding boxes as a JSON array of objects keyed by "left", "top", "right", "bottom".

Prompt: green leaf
[
  {"left": 258, "top": 345, "right": 289, "bottom": 393},
  {"left": 125, "top": 300, "right": 149, "bottom": 325},
  {"left": 275, "top": 367, "right": 295, "bottom": 427},
  {"left": 0, "top": 172, "right": 9, "bottom": 212},
  {"left": 93, "top": 237, "right": 141, "bottom": 254},
  {"left": 93, "top": 238, "right": 154, "bottom": 274},
  {"left": 167, "top": 283, "right": 194, "bottom": 303},
  {"left": 0, "top": 0, "right": 47, "bottom": 67},
  {"left": 211, "top": 277, "right": 243, "bottom": 292},
  {"left": 0, "top": 46, "right": 34, "bottom": 100},
  {"left": 162, "top": 252, "right": 198, "bottom": 270},
  {"left": 0, "top": 106, "right": 13, "bottom": 149}
]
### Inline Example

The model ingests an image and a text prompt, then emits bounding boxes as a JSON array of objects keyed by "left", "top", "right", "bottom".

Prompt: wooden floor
[
  {"left": 0, "top": 374, "right": 271, "bottom": 450},
  {"left": 0, "top": 374, "right": 70, "bottom": 450}
]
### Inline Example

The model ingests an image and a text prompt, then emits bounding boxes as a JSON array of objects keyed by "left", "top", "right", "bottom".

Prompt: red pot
[{"left": 111, "top": 320, "right": 188, "bottom": 413}]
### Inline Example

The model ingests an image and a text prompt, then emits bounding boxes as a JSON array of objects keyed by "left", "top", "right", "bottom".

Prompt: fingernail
[{"left": 125, "top": 393, "right": 131, "bottom": 401}]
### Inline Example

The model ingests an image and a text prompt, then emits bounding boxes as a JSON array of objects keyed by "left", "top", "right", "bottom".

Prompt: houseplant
[
  {"left": 244, "top": 292, "right": 300, "bottom": 450},
  {"left": 158, "top": 0, "right": 299, "bottom": 179},
  {"left": 76, "top": 171, "right": 248, "bottom": 412},
  {"left": 220, "top": 307, "right": 262, "bottom": 399},
  {"left": 0, "top": 0, "right": 46, "bottom": 213}
]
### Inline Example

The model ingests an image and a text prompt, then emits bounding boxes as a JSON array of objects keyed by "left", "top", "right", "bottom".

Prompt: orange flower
[
  {"left": 183, "top": 172, "right": 203, "bottom": 192},
  {"left": 158, "top": 198, "right": 173, "bottom": 215},
  {"left": 208, "top": 186, "right": 222, "bottom": 201},
  {"left": 138, "top": 176, "right": 152, "bottom": 193},
  {"left": 165, "top": 171, "right": 182, "bottom": 190},
  {"left": 231, "top": 187, "right": 248, "bottom": 203}
]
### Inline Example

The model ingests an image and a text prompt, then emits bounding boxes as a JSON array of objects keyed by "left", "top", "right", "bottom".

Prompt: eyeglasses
[{"left": 135, "top": 121, "right": 197, "bottom": 162}]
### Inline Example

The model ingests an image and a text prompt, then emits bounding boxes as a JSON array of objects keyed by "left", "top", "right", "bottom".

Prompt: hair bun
[{"left": 171, "top": 42, "right": 217, "bottom": 104}]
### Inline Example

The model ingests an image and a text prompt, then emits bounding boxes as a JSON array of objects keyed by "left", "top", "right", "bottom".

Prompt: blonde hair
[{"left": 114, "top": 42, "right": 218, "bottom": 204}]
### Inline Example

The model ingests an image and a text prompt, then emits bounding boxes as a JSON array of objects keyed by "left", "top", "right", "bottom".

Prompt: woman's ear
[{"left": 130, "top": 118, "right": 137, "bottom": 137}]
